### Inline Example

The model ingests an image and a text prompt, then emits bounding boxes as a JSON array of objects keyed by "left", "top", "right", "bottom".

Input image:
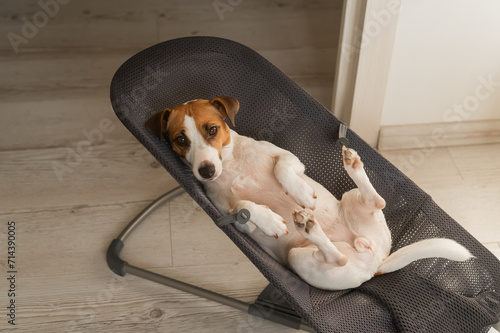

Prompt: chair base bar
[{"left": 106, "top": 187, "right": 314, "bottom": 332}]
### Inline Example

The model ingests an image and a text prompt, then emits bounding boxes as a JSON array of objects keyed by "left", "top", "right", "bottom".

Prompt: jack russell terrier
[{"left": 146, "top": 96, "right": 473, "bottom": 290}]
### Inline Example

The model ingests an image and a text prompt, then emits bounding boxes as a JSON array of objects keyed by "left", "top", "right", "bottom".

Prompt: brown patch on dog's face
[{"left": 164, "top": 107, "right": 190, "bottom": 159}]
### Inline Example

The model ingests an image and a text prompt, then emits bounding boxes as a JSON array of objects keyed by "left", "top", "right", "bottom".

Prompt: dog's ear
[
  {"left": 145, "top": 108, "right": 171, "bottom": 140},
  {"left": 210, "top": 96, "right": 239, "bottom": 127}
]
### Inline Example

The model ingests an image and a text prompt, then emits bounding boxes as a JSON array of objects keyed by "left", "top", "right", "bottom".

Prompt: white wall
[{"left": 381, "top": 0, "right": 500, "bottom": 126}]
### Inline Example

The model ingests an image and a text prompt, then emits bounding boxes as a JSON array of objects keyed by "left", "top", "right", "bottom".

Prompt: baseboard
[{"left": 378, "top": 119, "right": 500, "bottom": 151}]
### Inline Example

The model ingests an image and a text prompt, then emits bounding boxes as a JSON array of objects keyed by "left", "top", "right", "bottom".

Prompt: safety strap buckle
[{"left": 215, "top": 209, "right": 251, "bottom": 227}]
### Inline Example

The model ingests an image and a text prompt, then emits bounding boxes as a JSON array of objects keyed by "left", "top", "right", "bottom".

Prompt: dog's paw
[
  {"left": 293, "top": 210, "right": 348, "bottom": 266},
  {"left": 285, "top": 179, "right": 317, "bottom": 210},
  {"left": 342, "top": 147, "right": 363, "bottom": 169},
  {"left": 293, "top": 209, "right": 316, "bottom": 235},
  {"left": 252, "top": 206, "right": 289, "bottom": 239}
]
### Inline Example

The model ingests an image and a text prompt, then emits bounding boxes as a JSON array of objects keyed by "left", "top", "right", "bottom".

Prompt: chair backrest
[{"left": 110, "top": 37, "right": 500, "bottom": 333}]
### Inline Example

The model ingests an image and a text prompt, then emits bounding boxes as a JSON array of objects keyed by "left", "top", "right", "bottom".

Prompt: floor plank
[
  {"left": 0, "top": 141, "right": 178, "bottom": 213},
  {"left": 0, "top": 201, "right": 170, "bottom": 278},
  {"left": 0, "top": 96, "right": 132, "bottom": 150},
  {"left": 380, "top": 147, "right": 463, "bottom": 187},
  {"left": 169, "top": 192, "right": 250, "bottom": 267},
  {"left": 0, "top": 51, "right": 134, "bottom": 102},
  {"left": 448, "top": 143, "right": 500, "bottom": 181}
]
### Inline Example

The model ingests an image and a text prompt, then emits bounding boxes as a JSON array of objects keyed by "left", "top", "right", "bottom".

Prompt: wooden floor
[{"left": 1, "top": 1, "right": 499, "bottom": 332}]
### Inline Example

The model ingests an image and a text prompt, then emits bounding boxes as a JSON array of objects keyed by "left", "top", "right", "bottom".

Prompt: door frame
[{"left": 332, "top": 0, "right": 401, "bottom": 147}]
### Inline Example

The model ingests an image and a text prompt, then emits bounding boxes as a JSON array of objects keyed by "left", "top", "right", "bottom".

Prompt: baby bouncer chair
[{"left": 107, "top": 37, "right": 500, "bottom": 332}]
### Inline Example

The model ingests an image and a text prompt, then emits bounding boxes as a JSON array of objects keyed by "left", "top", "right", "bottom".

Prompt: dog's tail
[{"left": 377, "top": 238, "right": 474, "bottom": 275}]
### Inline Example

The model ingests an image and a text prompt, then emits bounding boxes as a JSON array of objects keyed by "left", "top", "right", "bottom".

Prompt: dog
[{"left": 146, "top": 96, "right": 473, "bottom": 290}]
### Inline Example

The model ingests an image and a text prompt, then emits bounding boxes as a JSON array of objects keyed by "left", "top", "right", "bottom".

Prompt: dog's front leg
[
  {"left": 273, "top": 150, "right": 317, "bottom": 209},
  {"left": 232, "top": 200, "right": 289, "bottom": 239}
]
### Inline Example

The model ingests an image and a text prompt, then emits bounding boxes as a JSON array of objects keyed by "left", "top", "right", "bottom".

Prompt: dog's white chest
[
  {"left": 226, "top": 157, "right": 277, "bottom": 198},
  {"left": 231, "top": 173, "right": 262, "bottom": 194},
  {"left": 214, "top": 135, "right": 286, "bottom": 205}
]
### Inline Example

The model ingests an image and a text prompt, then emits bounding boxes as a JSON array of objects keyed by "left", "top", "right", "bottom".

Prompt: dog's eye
[
  {"left": 208, "top": 126, "right": 218, "bottom": 136},
  {"left": 175, "top": 135, "right": 187, "bottom": 146}
]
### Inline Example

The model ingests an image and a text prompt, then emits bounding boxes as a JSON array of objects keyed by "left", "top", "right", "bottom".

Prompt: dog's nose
[{"left": 198, "top": 162, "right": 215, "bottom": 179}]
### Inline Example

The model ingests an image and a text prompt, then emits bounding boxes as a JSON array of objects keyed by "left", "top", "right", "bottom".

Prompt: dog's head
[{"left": 146, "top": 97, "right": 239, "bottom": 181}]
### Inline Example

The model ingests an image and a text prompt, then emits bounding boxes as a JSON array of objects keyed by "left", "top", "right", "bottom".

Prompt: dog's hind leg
[
  {"left": 288, "top": 209, "right": 370, "bottom": 290},
  {"left": 342, "top": 147, "right": 386, "bottom": 211},
  {"left": 292, "top": 209, "right": 347, "bottom": 266}
]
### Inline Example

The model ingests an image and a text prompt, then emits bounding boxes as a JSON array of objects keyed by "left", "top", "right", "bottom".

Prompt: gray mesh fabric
[{"left": 110, "top": 37, "right": 500, "bottom": 333}]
